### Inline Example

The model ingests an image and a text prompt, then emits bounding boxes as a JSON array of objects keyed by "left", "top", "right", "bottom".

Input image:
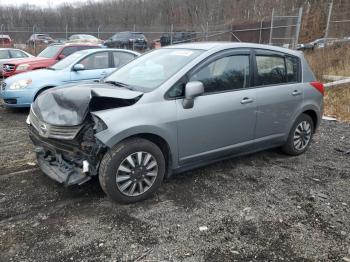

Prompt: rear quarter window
[{"left": 286, "top": 56, "right": 300, "bottom": 83}]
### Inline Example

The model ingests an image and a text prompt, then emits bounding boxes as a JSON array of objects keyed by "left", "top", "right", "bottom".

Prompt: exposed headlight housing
[
  {"left": 92, "top": 114, "right": 107, "bottom": 133},
  {"left": 9, "top": 79, "right": 32, "bottom": 90},
  {"left": 16, "top": 64, "right": 30, "bottom": 71}
]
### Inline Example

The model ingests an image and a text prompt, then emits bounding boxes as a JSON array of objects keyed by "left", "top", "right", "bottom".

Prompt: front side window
[
  {"left": 256, "top": 55, "right": 286, "bottom": 86},
  {"left": 190, "top": 55, "right": 250, "bottom": 93},
  {"left": 9, "top": 50, "right": 28, "bottom": 58},
  {"left": 79, "top": 51, "right": 109, "bottom": 70}
]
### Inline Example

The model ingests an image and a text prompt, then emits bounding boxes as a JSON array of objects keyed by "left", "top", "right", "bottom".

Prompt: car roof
[
  {"left": 164, "top": 42, "right": 303, "bottom": 57},
  {"left": 74, "top": 48, "right": 140, "bottom": 56},
  {"left": 48, "top": 43, "right": 101, "bottom": 47}
]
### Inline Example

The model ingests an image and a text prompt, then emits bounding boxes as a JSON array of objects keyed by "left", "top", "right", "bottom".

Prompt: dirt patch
[{"left": 0, "top": 104, "right": 349, "bottom": 261}]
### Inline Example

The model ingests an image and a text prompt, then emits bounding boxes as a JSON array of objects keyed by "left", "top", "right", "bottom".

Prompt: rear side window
[
  {"left": 256, "top": 56, "right": 286, "bottom": 86},
  {"left": 286, "top": 56, "right": 299, "bottom": 83},
  {"left": 61, "top": 46, "right": 78, "bottom": 57},
  {"left": 113, "top": 52, "right": 135, "bottom": 67},
  {"left": 190, "top": 55, "right": 250, "bottom": 93}
]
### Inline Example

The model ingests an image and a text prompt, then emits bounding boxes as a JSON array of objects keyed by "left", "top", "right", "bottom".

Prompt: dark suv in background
[
  {"left": 160, "top": 31, "right": 196, "bottom": 47},
  {"left": 104, "top": 31, "right": 147, "bottom": 50}
]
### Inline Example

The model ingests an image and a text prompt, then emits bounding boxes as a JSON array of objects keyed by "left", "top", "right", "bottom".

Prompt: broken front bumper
[{"left": 28, "top": 125, "right": 96, "bottom": 186}]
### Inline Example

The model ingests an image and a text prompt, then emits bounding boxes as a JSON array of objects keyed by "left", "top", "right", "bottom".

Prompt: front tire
[
  {"left": 281, "top": 114, "right": 314, "bottom": 156},
  {"left": 99, "top": 138, "right": 166, "bottom": 204}
]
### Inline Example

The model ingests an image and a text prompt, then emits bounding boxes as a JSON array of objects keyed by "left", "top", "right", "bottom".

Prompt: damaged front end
[
  {"left": 28, "top": 109, "right": 107, "bottom": 185},
  {"left": 27, "top": 83, "right": 142, "bottom": 186}
]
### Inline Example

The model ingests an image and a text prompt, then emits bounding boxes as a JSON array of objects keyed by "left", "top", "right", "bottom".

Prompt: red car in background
[
  {"left": 1, "top": 43, "right": 101, "bottom": 78},
  {"left": 0, "top": 35, "right": 14, "bottom": 48}
]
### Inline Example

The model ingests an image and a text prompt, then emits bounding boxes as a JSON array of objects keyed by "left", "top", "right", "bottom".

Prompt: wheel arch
[
  {"left": 302, "top": 109, "right": 318, "bottom": 132},
  {"left": 33, "top": 85, "right": 56, "bottom": 100},
  {"left": 102, "top": 131, "right": 175, "bottom": 179}
]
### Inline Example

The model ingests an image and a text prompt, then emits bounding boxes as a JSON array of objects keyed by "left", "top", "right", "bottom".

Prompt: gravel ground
[{"left": 0, "top": 103, "right": 349, "bottom": 262}]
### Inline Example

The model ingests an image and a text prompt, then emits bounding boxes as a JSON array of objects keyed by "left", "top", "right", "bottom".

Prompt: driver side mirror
[
  {"left": 182, "top": 81, "right": 204, "bottom": 109},
  {"left": 72, "top": 63, "right": 85, "bottom": 71},
  {"left": 57, "top": 54, "right": 65, "bottom": 60}
]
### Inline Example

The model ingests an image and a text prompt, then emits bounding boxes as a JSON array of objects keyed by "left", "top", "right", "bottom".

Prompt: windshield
[
  {"left": 50, "top": 52, "right": 86, "bottom": 70},
  {"left": 38, "top": 45, "right": 61, "bottom": 58},
  {"left": 104, "top": 48, "right": 203, "bottom": 92}
]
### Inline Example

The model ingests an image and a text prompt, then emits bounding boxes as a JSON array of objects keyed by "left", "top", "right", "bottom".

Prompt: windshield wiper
[
  {"left": 46, "top": 67, "right": 55, "bottom": 70},
  {"left": 104, "top": 80, "right": 134, "bottom": 90}
]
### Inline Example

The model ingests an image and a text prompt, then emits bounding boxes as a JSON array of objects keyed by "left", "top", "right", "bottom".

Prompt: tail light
[{"left": 310, "top": 81, "right": 324, "bottom": 96}]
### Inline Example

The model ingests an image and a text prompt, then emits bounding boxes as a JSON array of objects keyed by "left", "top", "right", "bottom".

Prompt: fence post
[
  {"left": 97, "top": 25, "right": 101, "bottom": 39},
  {"left": 325, "top": 0, "right": 333, "bottom": 40},
  {"left": 205, "top": 21, "right": 209, "bottom": 41},
  {"left": 170, "top": 24, "right": 173, "bottom": 45},
  {"left": 294, "top": 7, "right": 303, "bottom": 49},
  {"left": 0, "top": 24, "right": 4, "bottom": 48},
  {"left": 65, "top": 24, "right": 68, "bottom": 40},
  {"left": 259, "top": 20, "right": 263, "bottom": 44},
  {"left": 133, "top": 24, "right": 136, "bottom": 50},
  {"left": 33, "top": 25, "right": 36, "bottom": 55},
  {"left": 269, "top": 8, "right": 275, "bottom": 45}
]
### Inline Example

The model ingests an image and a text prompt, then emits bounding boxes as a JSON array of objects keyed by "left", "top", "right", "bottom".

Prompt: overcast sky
[{"left": 0, "top": 0, "right": 103, "bottom": 7}]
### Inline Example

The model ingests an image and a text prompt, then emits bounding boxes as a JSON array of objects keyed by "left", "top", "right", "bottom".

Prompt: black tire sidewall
[
  {"left": 99, "top": 138, "right": 166, "bottom": 204},
  {"left": 283, "top": 114, "right": 314, "bottom": 155}
]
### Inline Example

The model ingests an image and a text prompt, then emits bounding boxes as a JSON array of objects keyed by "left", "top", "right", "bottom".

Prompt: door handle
[
  {"left": 292, "top": 90, "right": 302, "bottom": 96},
  {"left": 240, "top": 97, "right": 254, "bottom": 104}
]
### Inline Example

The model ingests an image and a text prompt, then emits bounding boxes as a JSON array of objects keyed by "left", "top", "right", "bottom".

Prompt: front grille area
[
  {"left": 29, "top": 109, "right": 83, "bottom": 140},
  {"left": 3, "top": 64, "right": 15, "bottom": 72}
]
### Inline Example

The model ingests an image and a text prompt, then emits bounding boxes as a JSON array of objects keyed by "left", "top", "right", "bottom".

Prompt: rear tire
[
  {"left": 99, "top": 138, "right": 166, "bottom": 204},
  {"left": 281, "top": 114, "right": 314, "bottom": 156}
]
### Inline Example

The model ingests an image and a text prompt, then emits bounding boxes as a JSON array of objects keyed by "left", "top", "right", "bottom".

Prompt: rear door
[
  {"left": 70, "top": 51, "right": 114, "bottom": 82},
  {"left": 174, "top": 50, "right": 257, "bottom": 164},
  {"left": 253, "top": 50, "right": 302, "bottom": 144}
]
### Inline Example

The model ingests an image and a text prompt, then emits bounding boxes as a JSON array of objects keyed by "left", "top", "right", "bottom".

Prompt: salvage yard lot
[{"left": 0, "top": 102, "right": 349, "bottom": 261}]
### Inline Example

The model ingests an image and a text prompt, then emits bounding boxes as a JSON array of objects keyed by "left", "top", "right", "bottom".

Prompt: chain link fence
[
  {"left": 0, "top": 5, "right": 347, "bottom": 53},
  {"left": 325, "top": 0, "right": 350, "bottom": 40}
]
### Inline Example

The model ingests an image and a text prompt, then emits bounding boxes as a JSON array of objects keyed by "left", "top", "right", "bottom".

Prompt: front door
[
  {"left": 175, "top": 52, "right": 257, "bottom": 165},
  {"left": 70, "top": 51, "right": 113, "bottom": 83}
]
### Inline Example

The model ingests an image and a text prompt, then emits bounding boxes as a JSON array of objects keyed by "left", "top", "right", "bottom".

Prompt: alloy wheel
[
  {"left": 116, "top": 151, "right": 158, "bottom": 197},
  {"left": 293, "top": 121, "right": 312, "bottom": 151}
]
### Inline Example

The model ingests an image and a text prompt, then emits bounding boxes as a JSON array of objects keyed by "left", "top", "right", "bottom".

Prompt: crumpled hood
[{"left": 31, "top": 83, "right": 143, "bottom": 126}]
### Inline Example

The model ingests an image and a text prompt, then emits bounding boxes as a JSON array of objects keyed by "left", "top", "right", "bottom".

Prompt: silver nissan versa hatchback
[{"left": 27, "top": 42, "right": 324, "bottom": 203}]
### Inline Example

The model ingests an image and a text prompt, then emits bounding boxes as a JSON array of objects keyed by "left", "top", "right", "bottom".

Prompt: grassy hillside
[{"left": 305, "top": 46, "right": 350, "bottom": 121}]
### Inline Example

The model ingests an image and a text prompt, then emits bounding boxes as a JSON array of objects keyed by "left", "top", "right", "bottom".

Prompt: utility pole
[
  {"left": 325, "top": 0, "right": 334, "bottom": 40},
  {"left": 269, "top": 8, "right": 275, "bottom": 45},
  {"left": 294, "top": 7, "right": 303, "bottom": 49},
  {"left": 170, "top": 24, "right": 173, "bottom": 45}
]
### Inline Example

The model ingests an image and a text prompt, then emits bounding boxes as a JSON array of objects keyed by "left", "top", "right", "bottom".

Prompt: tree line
[{"left": 0, "top": 0, "right": 348, "bottom": 42}]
